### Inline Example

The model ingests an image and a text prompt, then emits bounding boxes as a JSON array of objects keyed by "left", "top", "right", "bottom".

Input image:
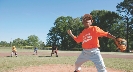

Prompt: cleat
[{"left": 56, "top": 55, "right": 58, "bottom": 57}]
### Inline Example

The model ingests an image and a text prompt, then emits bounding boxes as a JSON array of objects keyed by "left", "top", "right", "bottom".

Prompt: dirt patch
[
  {"left": 8, "top": 64, "right": 124, "bottom": 72},
  {"left": 1, "top": 52, "right": 133, "bottom": 59}
]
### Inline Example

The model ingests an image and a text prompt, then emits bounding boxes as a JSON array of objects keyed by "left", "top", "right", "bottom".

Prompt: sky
[{"left": 0, "top": 0, "right": 124, "bottom": 44}]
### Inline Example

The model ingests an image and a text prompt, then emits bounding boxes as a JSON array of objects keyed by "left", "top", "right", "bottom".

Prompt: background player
[
  {"left": 51, "top": 45, "right": 58, "bottom": 57},
  {"left": 34, "top": 47, "right": 38, "bottom": 55},
  {"left": 11, "top": 46, "right": 17, "bottom": 57}
]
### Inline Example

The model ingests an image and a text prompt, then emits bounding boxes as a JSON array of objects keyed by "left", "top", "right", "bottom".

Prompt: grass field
[{"left": 0, "top": 47, "right": 133, "bottom": 72}]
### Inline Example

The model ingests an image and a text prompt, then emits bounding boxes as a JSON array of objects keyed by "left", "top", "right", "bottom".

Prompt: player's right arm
[
  {"left": 67, "top": 30, "right": 82, "bottom": 43},
  {"left": 67, "top": 30, "right": 75, "bottom": 38}
]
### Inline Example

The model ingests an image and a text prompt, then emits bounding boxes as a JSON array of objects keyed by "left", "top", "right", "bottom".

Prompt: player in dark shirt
[{"left": 51, "top": 45, "right": 58, "bottom": 57}]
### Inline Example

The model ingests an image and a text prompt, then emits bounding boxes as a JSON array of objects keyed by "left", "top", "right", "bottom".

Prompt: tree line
[
  {"left": 1, "top": 0, "right": 133, "bottom": 51},
  {"left": 0, "top": 35, "right": 45, "bottom": 49}
]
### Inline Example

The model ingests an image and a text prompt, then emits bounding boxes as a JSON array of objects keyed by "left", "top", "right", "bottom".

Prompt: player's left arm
[
  {"left": 107, "top": 33, "right": 116, "bottom": 40},
  {"left": 95, "top": 26, "right": 116, "bottom": 39}
]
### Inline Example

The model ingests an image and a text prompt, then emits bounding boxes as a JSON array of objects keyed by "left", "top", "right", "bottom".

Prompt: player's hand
[{"left": 67, "top": 30, "right": 72, "bottom": 35}]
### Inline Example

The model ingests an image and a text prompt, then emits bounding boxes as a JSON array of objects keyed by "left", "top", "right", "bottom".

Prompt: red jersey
[{"left": 73, "top": 26, "right": 108, "bottom": 49}]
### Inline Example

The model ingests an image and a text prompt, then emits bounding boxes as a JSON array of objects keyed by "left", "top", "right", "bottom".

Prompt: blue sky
[{"left": 0, "top": 0, "right": 123, "bottom": 44}]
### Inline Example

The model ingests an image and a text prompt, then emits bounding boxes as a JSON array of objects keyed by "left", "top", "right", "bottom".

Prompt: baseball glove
[{"left": 114, "top": 37, "right": 127, "bottom": 52}]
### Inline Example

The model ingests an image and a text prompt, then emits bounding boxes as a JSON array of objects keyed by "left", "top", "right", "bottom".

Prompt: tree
[
  {"left": 27, "top": 35, "right": 39, "bottom": 47},
  {"left": 46, "top": 16, "right": 83, "bottom": 50},
  {"left": 39, "top": 41, "right": 45, "bottom": 50},
  {"left": 12, "top": 38, "right": 24, "bottom": 48},
  {"left": 116, "top": 0, "right": 133, "bottom": 16},
  {"left": 116, "top": 0, "right": 133, "bottom": 50},
  {"left": 0, "top": 41, "right": 8, "bottom": 47}
]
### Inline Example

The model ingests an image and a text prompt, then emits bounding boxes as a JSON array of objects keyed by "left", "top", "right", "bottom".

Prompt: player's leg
[
  {"left": 51, "top": 50, "right": 54, "bottom": 56},
  {"left": 14, "top": 51, "right": 17, "bottom": 57},
  {"left": 74, "top": 70, "right": 80, "bottom": 72},
  {"left": 36, "top": 50, "right": 37, "bottom": 55},
  {"left": 11, "top": 51, "right": 14, "bottom": 57},
  {"left": 89, "top": 48, "right": 107, "bottom": 72},
  {"left": 33, "top": 50, "right": 36, "bottom": 55},
  {"left": 74, "top": 50, "right": 89, "bottom": 72},
  {"left": 15, "top": 51, "right": 17, "bottom": 57},
  {"left": 55, "top": 50, "right": 58, "bottom": 57}
]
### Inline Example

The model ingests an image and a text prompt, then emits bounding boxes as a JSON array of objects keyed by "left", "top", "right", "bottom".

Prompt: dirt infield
[
  {"left": 8, "top": 64, "right": 124, "bottom": 72},
  {"left": 1, "top": 51, "right": 133, "bottom": 72},
  {"left": 1, "top": 52, "right": 133, "bottom": 59}
]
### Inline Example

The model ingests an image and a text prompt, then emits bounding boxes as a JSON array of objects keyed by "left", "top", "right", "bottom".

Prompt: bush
[
  {"left": 20, "top": 46, "right": 34, "bottom": 49},
  {"left": 71, "top": 48, "right": 83, "bottom": 51}
]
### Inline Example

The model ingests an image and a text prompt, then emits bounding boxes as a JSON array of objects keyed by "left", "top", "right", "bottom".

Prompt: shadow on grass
[
  {"left": 6, "top": 56, "right": 11, "bottom": 57},
  {"left": 38, "top": 56, "right": 51, "bottom": 57}
]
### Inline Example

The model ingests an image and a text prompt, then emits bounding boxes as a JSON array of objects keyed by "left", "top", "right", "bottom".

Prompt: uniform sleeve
[
  {"left": 73, "top": 32, "right": 83, "bottom": 43},
  {"left": 95, "top": 26, "right": 108, "bottom": 37}
]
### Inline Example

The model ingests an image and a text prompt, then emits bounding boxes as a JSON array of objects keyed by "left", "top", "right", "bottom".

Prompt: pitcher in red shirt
[{"left": 67, "top": 14, "right": 116, "bottom": 72}]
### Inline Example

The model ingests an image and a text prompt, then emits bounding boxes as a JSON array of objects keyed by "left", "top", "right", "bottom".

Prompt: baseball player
[
  {"left": 67, "top": 14, "right": 116, "bottom": 72},
  {"left": 51, "top": 45, "right": 58, "bottom": 57},
  {"left": 11, "top": 46, "right": 17, "bottom": 57},
  {"left": 34, "top": 47, "right": 38, "bottom": 55}
]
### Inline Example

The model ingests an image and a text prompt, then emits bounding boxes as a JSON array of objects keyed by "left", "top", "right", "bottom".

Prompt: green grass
[
  {"left": 0, "top": 56, "right": 133, "bottom": 72},
  {"left": 0, "top": 56, "right": 77, "bottom": 72},
  {"left": 104, "top": 58, "right": 133, "bottom": 71},
  {"left": 0, "top": 47, "right": 12, "bottom": 53},
  {"left": 0, "top": 47, "right": 133, "bottom": 72}
]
